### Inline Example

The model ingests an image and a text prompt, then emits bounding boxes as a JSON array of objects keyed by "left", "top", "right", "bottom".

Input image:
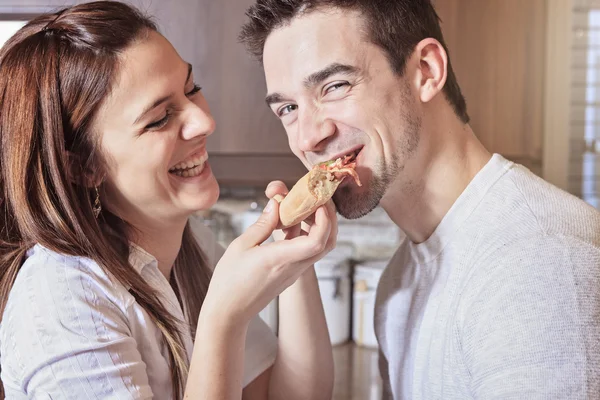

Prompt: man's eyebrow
[
  {"left": 265, "top": 63, "right": 358, "bottom": 107},
  {"left": 134, "top": 63, "right": 193, "bottom": 125},
  {"left": 265, "top": 92, "right": 291, "bottom": 107},
  {"left": 304, "top": 63, "right": 358, "bottom": 88}
]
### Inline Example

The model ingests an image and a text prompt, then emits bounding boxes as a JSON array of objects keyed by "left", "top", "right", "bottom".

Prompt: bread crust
[{"left": 276, "top": 168, "right": 342, "bottom": 227}]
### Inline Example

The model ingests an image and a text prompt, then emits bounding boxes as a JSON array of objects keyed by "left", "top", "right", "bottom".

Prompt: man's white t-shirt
[
  {"left": 0, "top": 220, "right": 277, "bottom": 399},
  {"left": 376, "top": 154, "right": 600, "bottom": 399}
]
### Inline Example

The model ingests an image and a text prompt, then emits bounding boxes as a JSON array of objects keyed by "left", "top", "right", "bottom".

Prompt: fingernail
[{"left": 263, "top": 199, "right": 274, "bottom": 213}]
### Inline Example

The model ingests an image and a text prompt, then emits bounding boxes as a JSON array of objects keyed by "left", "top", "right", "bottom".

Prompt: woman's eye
[
  {"left": 145, "top": 110, "right": 171, "bottom": 130},
  {"left": 186, "top": 84, "right": 202, "bottom": 97},
  {"left": 278, "top": 104, "right": 297, "bottom": 117},
  {"left": 325, "top": 82, "right": 349, "bottom": 94}
]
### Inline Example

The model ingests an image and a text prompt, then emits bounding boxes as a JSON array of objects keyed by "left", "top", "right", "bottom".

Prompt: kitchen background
[{"left": 0, "top": 0, "right": 595, "bottom": 398}]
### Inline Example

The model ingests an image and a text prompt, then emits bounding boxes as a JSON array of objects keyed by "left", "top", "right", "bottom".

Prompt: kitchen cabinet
[
  {"left": 1, "top": 0, "right": 548, "bottom": 183},
  {"left": 434, "top": 0, "right": 547, "bottom": 175}
]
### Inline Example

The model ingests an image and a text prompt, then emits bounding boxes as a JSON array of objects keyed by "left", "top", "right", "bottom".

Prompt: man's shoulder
[
  {"left": 478, "top": 163, "right": 600, "bottom": 246},
  {"left": 475, "top": 232, "right": 600, "bottom": 274},
  {"left": 459, "top": 164, "right": 600, "bottom": 301},
  {"left": 459, "top": 232, "right": 600, "bottom": 323}
]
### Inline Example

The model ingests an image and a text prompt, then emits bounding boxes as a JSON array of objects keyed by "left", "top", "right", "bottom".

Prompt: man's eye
[
  {"left": 278, "top": 104, "right": 298, "bottom": 117},
  {"left": 145, "top": 110, "right": 172, "bottom": 130},
  {"left": 325, "top": 82, "right": 349, "bottom": 94}
]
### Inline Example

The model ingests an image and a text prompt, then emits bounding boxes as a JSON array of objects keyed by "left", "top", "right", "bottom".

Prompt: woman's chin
[{"left": 182, "top": 180, "right": 220, "bottom": 214}]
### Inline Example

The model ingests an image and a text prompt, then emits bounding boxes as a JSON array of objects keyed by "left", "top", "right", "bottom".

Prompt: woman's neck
[{"left": 132, "top": 218, "right": 187, "bottom": 279}]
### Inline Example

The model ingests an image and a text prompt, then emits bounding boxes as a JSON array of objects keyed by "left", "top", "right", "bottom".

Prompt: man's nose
[{"left": 296, "top": 110, "right": 336, "bottom": 153}]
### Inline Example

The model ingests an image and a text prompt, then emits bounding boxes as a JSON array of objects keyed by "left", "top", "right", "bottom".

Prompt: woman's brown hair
[{"left": 0, "top": 2, "right": 212, "bottom": 398}]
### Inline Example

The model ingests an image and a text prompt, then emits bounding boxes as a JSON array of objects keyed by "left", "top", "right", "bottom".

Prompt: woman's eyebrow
[{"left": 134, "top": 63, "right": 193, "bottom": 125}]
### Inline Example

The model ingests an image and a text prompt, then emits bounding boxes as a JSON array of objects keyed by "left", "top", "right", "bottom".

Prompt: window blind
[{"left": 570, "top": 0, "right": 600, "bottom": 208}]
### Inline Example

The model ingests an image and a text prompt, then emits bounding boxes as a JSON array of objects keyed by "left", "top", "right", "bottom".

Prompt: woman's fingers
[
  {"left": 324, "top": 199, "right": 337, "bottom": 221},
  {"left": 258, "top": 206, "right": 332, "bottom": 263},
  {"left": 283, "top": 223, "right": 302, "bottom": 239},
  {"left": 298, "top": 199, "right": 336, "bottom": 231},
  {"left": 305, "top": 206, "right": 331, "bottom": 243},
  {"left": 324, "top": 200, "right": 338, "bottom": 251},
  {"left": 265, "top": 181, "right": 293, "bottom": 230},
  {"left": 298, "top": 203, "right": 337, "bottom": 263},
  {"left": 265, "top": 180, "right": 288, "bottom": 199},
  {"left": 230, "top": 199, "right": 280, "bottom": 250}
]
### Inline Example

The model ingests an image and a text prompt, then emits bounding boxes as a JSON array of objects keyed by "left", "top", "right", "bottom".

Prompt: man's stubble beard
[{"left": 333, "top": 107, "right": 421, "bottom": 220}]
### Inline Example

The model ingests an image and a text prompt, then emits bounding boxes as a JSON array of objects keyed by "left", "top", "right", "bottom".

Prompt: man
[{"left": 240, "top": 0, "right": 600, "bottom": 399}]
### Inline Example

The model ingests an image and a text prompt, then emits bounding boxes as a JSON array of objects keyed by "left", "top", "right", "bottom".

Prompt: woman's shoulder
[
  {"left": 1, "top": 244, "right": 132, "bottom": 346},
  {"left": 0, "top": 245, "right": 146, "bottom": 397},
  {"left": 5, "top": 245, "right": 132, "bottom": 320}
]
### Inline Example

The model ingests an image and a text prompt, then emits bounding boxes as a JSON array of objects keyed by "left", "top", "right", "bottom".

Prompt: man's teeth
[
  {"left": 169, "top": 153, "right": 208, "bottom": 177},
  {"left": 340, "top": 150, "right": 359, "bottom": 161}
]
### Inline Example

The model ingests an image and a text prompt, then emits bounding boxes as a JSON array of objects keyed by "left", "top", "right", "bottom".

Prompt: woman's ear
[
  {"left": 412, "top": 38, "right": 449, "bottom": 104},
  {"left": 66, "top": 151, "right": 102, "bottom": 188}
]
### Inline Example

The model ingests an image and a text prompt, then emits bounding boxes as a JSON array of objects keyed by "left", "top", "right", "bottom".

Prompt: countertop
[{"left": 333, "top": 342, "right": 383, "bottom": 400}]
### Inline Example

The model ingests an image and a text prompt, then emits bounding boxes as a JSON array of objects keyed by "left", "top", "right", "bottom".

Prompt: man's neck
[{"left": 381, "top": 120, "right": 491, "bottom": 244}]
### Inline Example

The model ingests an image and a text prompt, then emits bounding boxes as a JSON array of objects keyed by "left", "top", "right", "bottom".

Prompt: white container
[
  {"left": 353, "top": 261, "right": 387, "bottom": 348},
  {"left": 315, "top": 244, "right": 354, "bottom": 346}
]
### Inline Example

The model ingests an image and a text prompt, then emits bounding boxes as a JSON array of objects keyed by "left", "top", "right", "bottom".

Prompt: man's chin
[
  {"left": 333, "top": 183, "right": 382, "bottom": 220},
  {"left": 333, "top": 166, "right": 394, "bottom": 219}
]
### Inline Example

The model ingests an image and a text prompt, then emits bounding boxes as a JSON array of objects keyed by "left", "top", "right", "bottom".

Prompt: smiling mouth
[{"left": 168, "top": 153, "right": 208, "bottom": 177}]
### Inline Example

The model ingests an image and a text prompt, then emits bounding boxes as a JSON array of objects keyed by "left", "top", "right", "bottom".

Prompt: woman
[{"left": 0, "top": 2, "right": 335, "bottom": 399}]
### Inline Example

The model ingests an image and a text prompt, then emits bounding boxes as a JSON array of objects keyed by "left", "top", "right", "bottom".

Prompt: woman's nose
[{"left": 181, "top": 103, "right": 216, "bottom": 140}]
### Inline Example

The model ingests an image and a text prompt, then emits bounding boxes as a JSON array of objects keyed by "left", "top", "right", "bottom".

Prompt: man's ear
[
  {"left": 66, "top": 151, "right": 102, "bottom": 188},
  {"left": 412, "top": 38, "right": 448, "bottom": 104}
]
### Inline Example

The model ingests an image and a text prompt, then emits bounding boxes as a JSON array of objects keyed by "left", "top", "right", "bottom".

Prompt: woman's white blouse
[{"left": 0, "top": 218, "right": 278, "bottom": 399}]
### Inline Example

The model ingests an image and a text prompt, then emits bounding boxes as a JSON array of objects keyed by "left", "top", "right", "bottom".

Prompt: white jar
[
  {"left": 315, "top": 244, "right": 354, "bottom": 346},
  {"left": 353, "top": 261, "right": 387, "bottom": 348}
]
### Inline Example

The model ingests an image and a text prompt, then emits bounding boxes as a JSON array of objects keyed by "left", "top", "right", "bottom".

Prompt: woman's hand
[
  {"left": 191, "top": 180, "right": 337, "bottom": 400},
  {"left": 200, "top": 196, "right": 334, "bottom": 327}
]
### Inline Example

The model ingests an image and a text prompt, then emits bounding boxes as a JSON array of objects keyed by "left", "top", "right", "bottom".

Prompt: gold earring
[{"left": 93, "top": 186, "right": 101, "bottom": 218}]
